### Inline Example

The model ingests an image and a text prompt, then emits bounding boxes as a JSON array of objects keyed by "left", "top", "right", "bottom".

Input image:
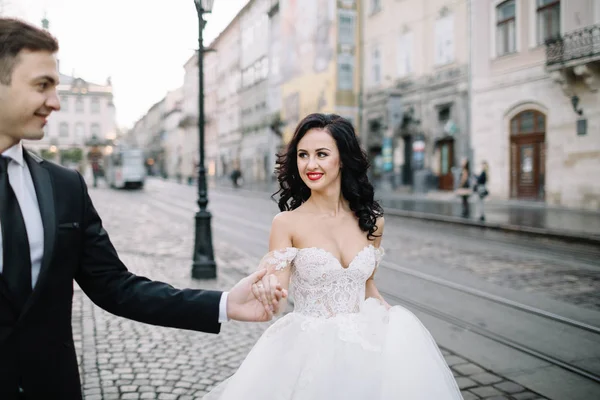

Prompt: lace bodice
[{"left": 259, "top": 245, "right": 384, "bottom": 319}]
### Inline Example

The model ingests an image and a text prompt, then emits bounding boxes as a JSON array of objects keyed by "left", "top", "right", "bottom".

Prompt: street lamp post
[{"left": 192, "top": 0, "right": 216, "bottom": 279}]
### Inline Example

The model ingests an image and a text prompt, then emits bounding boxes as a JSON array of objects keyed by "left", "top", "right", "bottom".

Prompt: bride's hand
[
  {"left": 252, "top": 273, "right": 287, "bottom": 315},
  {"left": 227, "top": 269, "right": 288, "bottom": 322}
]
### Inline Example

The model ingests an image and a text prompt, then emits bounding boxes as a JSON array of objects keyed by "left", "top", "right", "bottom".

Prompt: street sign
[
  {"left": 412, "top": 140, "right": 425, "bottom": 152},
  {"left": 444, "top": 120, "right": 458, "bottom": 136}
]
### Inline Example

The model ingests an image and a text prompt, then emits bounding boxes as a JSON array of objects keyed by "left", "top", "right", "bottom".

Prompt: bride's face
[{"left": 296, "top": 128, "right": 341, "bottom": 192}]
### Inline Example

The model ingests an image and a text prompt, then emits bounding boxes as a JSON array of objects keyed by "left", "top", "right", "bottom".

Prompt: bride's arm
[
  {"left": 253, "top": 212, "right": 295, "bottom": 314},
  {"left": 365, "top": 217, "right": 391, "bottom": 309}
]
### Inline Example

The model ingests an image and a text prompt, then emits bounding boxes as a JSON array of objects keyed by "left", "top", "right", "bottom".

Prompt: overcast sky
[{"left": 5, "top": 0, "right": 248, "bottom": 129}]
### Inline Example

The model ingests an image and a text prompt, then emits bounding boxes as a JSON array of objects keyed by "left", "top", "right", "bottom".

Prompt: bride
[{"left": 204, "top": 113, "right": 462, "bottom": 399}]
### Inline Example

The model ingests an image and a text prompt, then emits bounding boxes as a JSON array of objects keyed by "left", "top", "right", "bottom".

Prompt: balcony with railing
[
  {"left": 546, "top": 23, "right": 600, "bottom": 70},
  {"left": 546, "top": 24, "right": 600, "bottom": 93}
]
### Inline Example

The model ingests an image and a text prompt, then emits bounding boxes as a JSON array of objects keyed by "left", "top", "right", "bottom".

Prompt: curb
[{"left": 382, "top": 208, "right": 600, "bottom": 246}]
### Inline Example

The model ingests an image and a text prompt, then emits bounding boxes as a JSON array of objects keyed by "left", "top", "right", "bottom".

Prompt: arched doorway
[{"left": 509, "top": 110, "right": 546, "bottom": 200}]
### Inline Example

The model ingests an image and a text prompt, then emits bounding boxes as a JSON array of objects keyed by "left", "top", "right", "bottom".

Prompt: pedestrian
[
  {"left": 91, "top": 159, "right": 100, "bottom": 187},
  {"left": 203, "top": 114, "right": 462, "bottom": 399},
  {"left": 230, "top": 168, "right": 242, "bottom": 188},
  {"left": 474, "top": 160, "right": 489, "bottom": 221},
  {"left": 0, "top": 18, "right": 286, "bottom": 399},
  {"left": 456, "top": 157, "right": 472, "bottom": 218}
]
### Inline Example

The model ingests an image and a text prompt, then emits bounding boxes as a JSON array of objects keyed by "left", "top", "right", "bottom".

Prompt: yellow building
[{"left": 280, "top": 0, "right": 362, "bottom": 142}]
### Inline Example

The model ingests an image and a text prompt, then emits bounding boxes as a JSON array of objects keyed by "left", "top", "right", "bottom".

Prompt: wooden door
[
  {"left": 510, "top": 110, "right": 546, "bottom": 200},
  {"left": 438, "top": 139, "right": 454, "bottom": 190}
]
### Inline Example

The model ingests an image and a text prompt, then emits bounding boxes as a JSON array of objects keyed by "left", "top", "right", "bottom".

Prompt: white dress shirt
[
  {"left": 0, "top": 142, "right": 229, "bottom": 322},
  {"left": 219, "top": 292, "right": 229, "bottom": 323},
  {"left": 0, "top": 142, "right": 44, "bottom": 288}
]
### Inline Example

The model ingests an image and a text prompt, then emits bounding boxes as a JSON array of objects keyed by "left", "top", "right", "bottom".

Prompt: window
[
  {"left": 537, "top": 0, "right": 560, "bottom": 44},
  {"left": 60, "top": 96, "right": 69, "bottom": 112},
  {"left": 262, "top": 58, "right": 269, "bottom": 80},
  {"left": 91, "top": 97, "right": 100, "bottom": 113},
  {"left": 338, "top": 11, "right": 356, "bottom": 45},
  {"left": 242, "top": 23, "right": 255, "bottom": 50},
  {"left": 511, "top": 110, "right": 546, "bottom": 135},
  {"left": 233, "top": 72, "right": 241, "bottom": 93},
  {"left": 441, "top": 145, "right": 449, "bottom": 174},
  {"left": 371, "top": 47, "right": 381, "bottom": 86},
  {"left": 397, "top": 32, "right": 413, "bottom": 77},
  {"left": 270, "top": 53, "right": 280, "bottom": 79},
  {"left": 75, "top": 97, "right": 84, "bottom": 113},
  {"left": 255, "top": 58, "right": 268, "bottom": 81},
  {"left": 370, "top": 0, "right": 381, "bottom": 14},
  {"left": 438, "top": 107, "right": 451, "bottom": 124},
  {"left": 338, "top": 54, "right": 354, "bottom": 90},
  {"left": 243, "top": 66, "right": 255, "bottom": 88},
  {"left": 254, "top": 60, "right": 262, "bottom": 83},
  {"left": 59, "top": 122, "right": 69, "bottom": 137},
  {"left": 496, "top": 0, "right": 516, "bottom": 56},
  {"left": 434, "top": 15, "right": 454, "bottom": 65},
  {"left": 75, "top": 122, "right": 85, "bottom": 139},
  {"left": 91, "top": 123, "right": 100, "bottom": 137}
]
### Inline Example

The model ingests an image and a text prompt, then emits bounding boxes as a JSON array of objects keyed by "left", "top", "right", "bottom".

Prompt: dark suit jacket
[{"left": 0, "top": 150, "right": 222, "bottom": 399}]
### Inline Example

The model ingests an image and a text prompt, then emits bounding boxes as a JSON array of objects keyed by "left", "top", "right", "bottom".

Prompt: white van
[{"left": 104, "top": 148, "right": 146, "bottom": 189}]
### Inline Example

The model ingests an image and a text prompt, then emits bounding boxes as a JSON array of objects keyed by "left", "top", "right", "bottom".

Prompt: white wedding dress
[{"left": 204, "top": 245, "right": 462, "bottom": 399}]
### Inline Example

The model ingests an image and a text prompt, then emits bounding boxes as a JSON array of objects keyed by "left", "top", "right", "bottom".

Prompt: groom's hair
[{"left": 0, "top": 18, "right": 59, "bottom": 85}]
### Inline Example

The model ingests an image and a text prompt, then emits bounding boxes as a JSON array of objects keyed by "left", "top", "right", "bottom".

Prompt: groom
[{"left": 0, "top": 18, "right": 285, "bottom": 400}]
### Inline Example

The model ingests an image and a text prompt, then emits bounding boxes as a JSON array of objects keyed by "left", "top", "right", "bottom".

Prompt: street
[{"left": 73, "top": 178, "right": 600, "bottom": 400}]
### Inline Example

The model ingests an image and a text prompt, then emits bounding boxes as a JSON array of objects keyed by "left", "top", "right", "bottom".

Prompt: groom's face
[{"left": 0, "top": 49, "right": 61, "bottom": 148}]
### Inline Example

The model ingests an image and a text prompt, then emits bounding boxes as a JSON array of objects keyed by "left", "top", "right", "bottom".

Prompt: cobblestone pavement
[{"left": 72, "top": 184, "right": 549, "bottom": 399}]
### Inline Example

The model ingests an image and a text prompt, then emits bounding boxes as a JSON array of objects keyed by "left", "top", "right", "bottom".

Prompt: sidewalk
[{"left": 212, "top": 179, "right": 600, "bottom": 244}]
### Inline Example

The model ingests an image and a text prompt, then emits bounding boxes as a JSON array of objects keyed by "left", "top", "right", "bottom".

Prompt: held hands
[
  {"left": 227, "top": 269, "right": 288, "bottom": 322},
  {"left": 251, "top": 273, "right": 286, "bottom": 318}
]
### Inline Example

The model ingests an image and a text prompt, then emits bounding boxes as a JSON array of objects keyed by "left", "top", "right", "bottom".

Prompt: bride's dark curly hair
[{"left": 272, "top": 113, "right": 383, "bottom": 239}]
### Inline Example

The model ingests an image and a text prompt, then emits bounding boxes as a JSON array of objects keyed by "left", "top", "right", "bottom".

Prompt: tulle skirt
[{"left": 203, "top": 298, "right": 462, "bottom": 399}]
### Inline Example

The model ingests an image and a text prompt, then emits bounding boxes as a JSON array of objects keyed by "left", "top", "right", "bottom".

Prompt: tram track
[{"left": 379, "top": 286, "right": 600, "bottom": 384}]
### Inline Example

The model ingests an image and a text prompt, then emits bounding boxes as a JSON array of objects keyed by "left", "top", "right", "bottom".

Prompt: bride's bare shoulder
[
  {"left": 273, "top": 209, "right": 301, "bottom": 225},
  {"left": 270, "top": 211, "right": 303, "bottom": 248},
  {"left": 272, "top": 207, "right": 311, "bottom": 230}
]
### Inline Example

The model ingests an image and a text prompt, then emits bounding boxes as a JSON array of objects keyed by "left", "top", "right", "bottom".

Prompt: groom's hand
[{"left": 227, "top": 269, "right": 287, "bottom": 322}]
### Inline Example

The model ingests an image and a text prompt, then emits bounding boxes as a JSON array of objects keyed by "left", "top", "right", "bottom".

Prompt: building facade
[
  {"left": 361, "top": 0, "right": 470, "bottom": 191},
  {"left": 238, "top": 0, "right": 273, "bottom": 183},
  {"left": 179, "top": 52, "right": 202, "bottom": 183},
  {"left": 126, "top": 98, "right": 166, "bottom": 176},
  {"left": 204, "top": 49, "right": 220, "bottom": 179},
  {"left": 212, "top": 15, "right": 243, "bottom": 180},
  {"left": 471, "top": 0, "right": 600, "bottom": 209},
  {"left": 280, "top": 0, "right": 362, "bottom": 142},
  {"left": 162, "top": 87, "right": 184, "bottom": 181},
  {"left": 25, "top": 17, "right": 117, "bottom": 170},
  {"left": 27, "top": 74, "right": 117, "bottom": 169},
  {"left": 266, "top": 0, "right": 284, "bottom": 177},
  {"left": 145, "top": 99, "right": 167, "bottom": 177}
]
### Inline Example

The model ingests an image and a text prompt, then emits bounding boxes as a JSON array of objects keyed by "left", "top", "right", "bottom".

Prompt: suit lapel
[{"left": 21, "top": 150, "right": 56, "bottom": 318}]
